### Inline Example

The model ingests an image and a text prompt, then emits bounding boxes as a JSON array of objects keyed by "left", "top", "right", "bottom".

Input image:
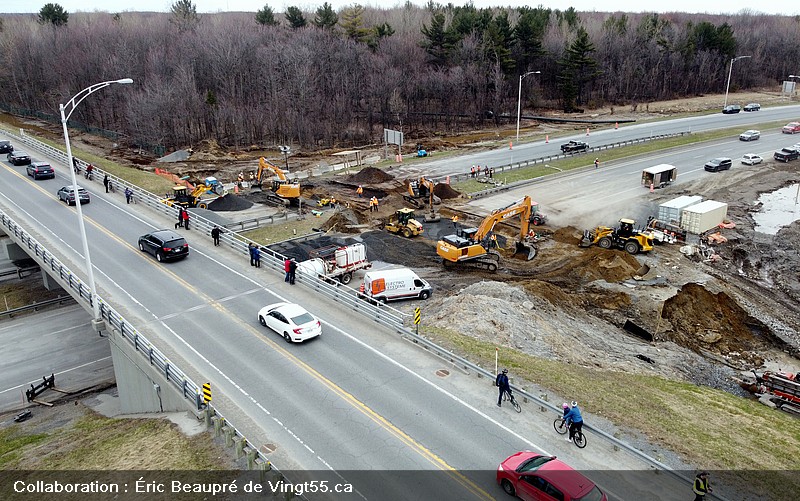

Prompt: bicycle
[
  {"left": 553, "top": 417, "right": 587, "bottom": 448},
  {"left": 502, "top": 390, "right": 521, "bottom": 413}
]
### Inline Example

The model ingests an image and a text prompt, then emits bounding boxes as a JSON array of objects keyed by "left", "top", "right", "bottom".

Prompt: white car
[
  {"left": 738, "top": 130, "right": 760, "bottom": 141},
  {"left": 741, "top": 154, "right": 763, "bottom": 166},
  {"left": 258, "top": 302, "right": 321, "bottom": 343}
]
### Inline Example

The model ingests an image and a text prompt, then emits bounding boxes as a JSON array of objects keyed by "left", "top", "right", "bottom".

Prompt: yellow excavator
[
  {"left": 437, "top": 196, "right": 537, "bottom": 272},
  {"left": 162, "top": 177, "right": 222, "bottom": 209},
  {"left": 404, "top": 176, "right": 441, "bottom": 222},
  {"left": 252, "top": 157, "right": 301, "bottom": 205}
]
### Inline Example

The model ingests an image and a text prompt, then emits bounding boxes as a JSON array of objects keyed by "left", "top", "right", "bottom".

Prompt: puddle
[{"left": 752, "top": 183, "right": 800, "bottom": 235}]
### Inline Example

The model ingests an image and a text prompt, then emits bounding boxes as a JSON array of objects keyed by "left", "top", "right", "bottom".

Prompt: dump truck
[
  {"left": 641, "top": 164, "right": 677, "bottom": 189},
  {"left": 297, "top": 243, "right": 371, "bottom": 285}
]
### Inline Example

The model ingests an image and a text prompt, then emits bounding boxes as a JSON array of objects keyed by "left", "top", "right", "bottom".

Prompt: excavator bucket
[
  {"left": 579, "top": 230, "right": 595, "bottom": 247},
  {"left": 514, "top": 241, "right": 537, "bottom": 260}
]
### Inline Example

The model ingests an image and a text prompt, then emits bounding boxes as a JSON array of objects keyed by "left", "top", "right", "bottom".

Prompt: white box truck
[{"left": 361, "top": 268, "right": 432, "bottom": 303}]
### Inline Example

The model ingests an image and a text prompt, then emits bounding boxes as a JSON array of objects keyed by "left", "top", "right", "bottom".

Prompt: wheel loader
[
  {"left": 579, "top": 218, "right": 653, "bottom": 255},
  {"left": 384, "top": 208, "right": 424, "bottom": 238}
]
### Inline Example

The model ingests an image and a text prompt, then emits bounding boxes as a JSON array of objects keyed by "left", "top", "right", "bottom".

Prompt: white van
[{"left": 362, "top": 268, "right": 432, "bottom": 303}]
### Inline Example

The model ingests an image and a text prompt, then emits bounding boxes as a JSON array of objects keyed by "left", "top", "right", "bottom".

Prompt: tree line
[{"left": 0, "top": 2, "right": 798, "bottom": 153}]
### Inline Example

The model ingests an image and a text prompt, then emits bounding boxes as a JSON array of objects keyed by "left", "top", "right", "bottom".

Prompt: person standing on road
[
  {"left": 182, "top": 209, "right": 190, "bottom": 230},
  {"left": 252, "top": 246, "right": 261, "bottom": 268},
  {"left": 288, "top": 258, "right": 297, "bottom": 284},
  {"left": 563, "top": 401, "right": 584, "bottom": 442},
  {"left": 594, "top": 158, "right": 600, "bottom": 169},
  {"left": 284, "top": 258, "right": 292, "bottom": 282},
  {"left": 451, "top": 215, "right": 459, "bottom": 229},
  {"left": 248, "top": 243, "right": 256, "bottom": 266},
  {"left": 693, "top": 472, "right": 712, "bottom": 501},
  {"left": 124, "top": 187, "right": 133, "bottom": 204},
  {"left": 211, "top": 226, "right": 222, "bottom": 246},
  {"left": 103, "top": 174, "right": 109, "bottom": 193},
  {"left": 175, "top": 208, "right": 184, "bottom": 229},
  {"left": 496, "top": 369, "right": 510, "bottom": 407}
]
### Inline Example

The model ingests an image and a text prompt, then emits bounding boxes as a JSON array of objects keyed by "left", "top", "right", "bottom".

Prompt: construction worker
[
  {"left": 594, "top": 158, "right": 600, "bottom": 169},
  {"left": 370, "top": 196, "right": 378, "bottom": 212},
  {"left": 451, "top": 215, "right": 459, "bottom": 229},
  {"left": 356, "top": 185, "right": 363, "bottom": 198},
  {"left": 693, "top": 472, "right": 712, "bottom": 501}
]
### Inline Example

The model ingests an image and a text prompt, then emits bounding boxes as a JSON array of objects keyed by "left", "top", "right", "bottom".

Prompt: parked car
[
  {"left": 704, "top": 157, "right": 733, "bottom": 172},
  {"left": 57, "top": 185, "right": 91, "bottom": 205},
  {"left": 738, "top": 130, "right": 760, "bottom": 141},
  {"left": 497, "top": 452, "right": 607, "bottom": 501},
  {"left": 560, "top": 140, "right": 589, "bottom": 153},
  {"left": 7, "top": 150, "right": 31, "bottom": 165},
  {"left": 741, "top": 154, "right": 763, "bottom": 166},
  {"left": 782, "top": 122, "right": 800, "bottom": 134},
  {"left": 258, "top": 302, "right": 322, "bottom": 343},
  {"left": 743, "top": 103, "right": 761, "bottom": 112},
  {"left": 138, "top": 229, "right": 189, "bottom": 262},
  {"left": 26, "top": 161, "right": 55, "bottom": 180},
  {"left": 774, "top": 147, "right": 800, "bottom": 162},
  {"left": 0, "top": 140, "right": 13, "bottom": 153},
  {"left": 722, "top": 104, "right": 741, "bottom": 114}
]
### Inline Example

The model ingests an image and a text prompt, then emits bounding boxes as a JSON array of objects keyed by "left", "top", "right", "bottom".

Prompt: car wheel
[
  {"left": 401, "top": 228, "right": 412, "bottom": 238},
  {"left": 598, "top": 237, "right": 613, "bottom": 249},
  {"left": 283, "top": 332, "right": 292, "bottom": 343},
  {"left": 340, "top": 273, "right": 352, "bottom": 285},
  {"left": 156, "top": 251, "right": 164, "bottom": 262},
  {"left": 259, "top": 315, "right": 266, "bottom": 327},
  {"left": 501, "top": 479, "right": 515, "bottom": 496},
  {"left": 625, "top": 241, "right": 640, "bottom": 255},
  {"left": 138, "top": 242, "right": 145, "bottom": 252},
  {"left": 379, "top": 297, "right": 388, "bottom": 304},
  {"left": 419, "top": 290, "right": 430, "bottom": 300}
]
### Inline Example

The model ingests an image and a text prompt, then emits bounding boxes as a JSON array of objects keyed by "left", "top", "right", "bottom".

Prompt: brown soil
[
  {"left": 433, "top": 183, "right": 461, "bottom": 199},
  {"left": 347, "top": 166, "right": 394, "bottom": 184}
]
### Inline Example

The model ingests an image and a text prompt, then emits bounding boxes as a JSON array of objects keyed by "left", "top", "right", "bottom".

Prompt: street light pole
[
  {"left": 723, "top": 56, "right": 750, "bottom": 108},
  {"left": 60, "top": 78, "right": 133, "bottom": 327},
  {"left": 516, "top": 71, "right": 541, "bottom": 142}
]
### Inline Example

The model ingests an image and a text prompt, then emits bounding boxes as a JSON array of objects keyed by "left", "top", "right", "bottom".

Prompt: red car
[
  {"left": 497, "top": 452, "right": 606, "bottom": 501},
  {"left": 782, "top": 122, "right": 800, "bottom": 134}
]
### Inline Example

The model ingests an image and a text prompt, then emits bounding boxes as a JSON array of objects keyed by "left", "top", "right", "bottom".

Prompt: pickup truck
[
  {"left": 560, "top": 140, "right": 589, "bottom": 153},
  {"left": 774, "top": 147, "right": 799, "bottom": 162}
]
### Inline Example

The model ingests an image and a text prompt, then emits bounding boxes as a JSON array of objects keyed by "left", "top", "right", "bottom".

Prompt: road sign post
[{"left": 414, "top": 307, "right": 421, "bottom": 335}]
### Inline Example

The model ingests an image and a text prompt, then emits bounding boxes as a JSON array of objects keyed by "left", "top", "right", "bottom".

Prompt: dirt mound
[
  {"left": 348, "top": 167, "right": 394, "bottom": 184},
  {"left": 535, "top": 246, "right": 642, "bottom": 284},
  {"left": 320, "top": 210, "right": 364, "bottom": 233},
  {"left": 359, "top": 230, "right": 439, "bottom": 268},
  {"left": 434, "top": 183, "right": 461, "bottom": 200},
  {"left": 662, "top": 283, "right": 773, "bottom": 365},
  {"left": 552, "top": 226, "right": 583, "bottom": 244},
  {"left": 207, "top": 194, "right": 254, "bottom": 211}
]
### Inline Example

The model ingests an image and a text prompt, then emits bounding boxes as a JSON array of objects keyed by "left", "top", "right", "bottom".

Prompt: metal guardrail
[{"left": 0, "top": 295, "right": 75, "bottom": 318}]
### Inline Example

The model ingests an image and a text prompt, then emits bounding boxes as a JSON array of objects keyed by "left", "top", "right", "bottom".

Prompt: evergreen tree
[
  {"left": 170, "top": 0, "right": 199, "bottom": 31},
  {"left": 368, "top": 22, "right": 395, "bottom": 50},
  {"left": 255, "top": 5, "right": 280, "bottom": 26},
  {"left": 420, "top": 10, "right": 455, "bottom": 67},
  {"left": 38, "top": 3, "right": 69, "bottom": 26},
  {"left": 484, "top": 10, "right": 515, "bottom": 75},
  {"left": 557, "top": 27, "right": 600, "bottom": 111},
  {"left": 339, "top": 4, "right": 371, "bottom": 43},
  {"left": 313, "top": 2, "right": 338, "bottom": 30},
  {"left": 514, "top": 7, "right": 550, "bottom": 71},
  {"left": 285, "top": 6, "right": 307, "bottom": 29}
]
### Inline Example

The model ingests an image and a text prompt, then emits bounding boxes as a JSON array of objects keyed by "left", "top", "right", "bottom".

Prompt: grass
[
  {"left": 241, "top": 211, "right": 333, "bottom": 244},
  {"left": 423, "top": 325, "right": 800, "bottom": 498},
  {"left": 0, "top": 428, "right": 49, "bottom": 468}
]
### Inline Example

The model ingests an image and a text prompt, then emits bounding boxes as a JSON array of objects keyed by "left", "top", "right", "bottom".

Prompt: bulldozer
[
  {"left": 403, "top": 176, "right": 441, "bottom": 222},
  {"left": 579, "top": 218, "right": 653, "bottom": 255},
  {"left": 161, "top": 177, "right": 222, "bottom": 209},
  {"left": 251, "top": 157, "right": 300, "bottom": 205},
  {"left": 437, "top": 196, "right": 537, "bottom": 272},
  {"left": 384, "top": 208, "right": 424, "bottom": 238}
]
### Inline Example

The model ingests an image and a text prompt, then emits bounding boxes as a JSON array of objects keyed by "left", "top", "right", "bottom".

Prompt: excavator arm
[
  {"left": 253, "top": 157, "right": 300, "bottom": 202},
  {"left": 473, "top": 196, "right": 532, "bottom": 243}
]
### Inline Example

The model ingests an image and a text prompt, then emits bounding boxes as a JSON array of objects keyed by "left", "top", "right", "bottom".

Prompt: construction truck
[
  {"left": 297, "top": 243, "right": 371, "bottom": 285},
  {"left": 384, "top": 208, "right": 424, "bottom": 238},
  {"left": 403, "top": 177, "right": 441, "bottom": 222},
  {"left": 529, "top": 201, "right": 547, "bottom": 226},
  {"left": 251, "top": 157, "right": 301, "bottom": 205},
  {"left": 437, "top": 196, "right": 537, "bottom": 272},
  {"left": 579, "top": 218, "right": 654, "bottom": 254},
  {"left": 162, "top": 177, "right": 222, "bottom": 209}
]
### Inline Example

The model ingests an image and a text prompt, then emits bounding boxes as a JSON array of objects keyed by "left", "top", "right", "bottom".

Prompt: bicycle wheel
[
  {"left": 511, "top": 397, "right": 521, "bottom": 413},
  {"left": 553, "top": 419, "right": 568, "bottom": 435},
  {"left": 573, "top": 431, "right": 587, "bottom": 448}
]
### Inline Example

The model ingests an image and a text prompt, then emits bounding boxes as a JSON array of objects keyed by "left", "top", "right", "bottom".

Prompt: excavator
[
  {"left": 403, "top": 176, "right": 441, "bottom": 222},
  {"left": 437, "top": 196, "right": 537, "bottom": 272},
  {"left": 579, "top": 218, "right": 653, "bottom": 254},
  {"left": 162, "top": 177, "right": 222, "bottom": 209},
  {"left": 251, "top": 157, "right": 301, "bottom": 205}
]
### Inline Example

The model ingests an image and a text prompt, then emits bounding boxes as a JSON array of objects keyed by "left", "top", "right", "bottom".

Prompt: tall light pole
[
  {"left": 60, "top": 78, "right": 133, "bottom": 327},
  {"left": 723, "top": 56, "right": 750, "bottom": 108},
  {"left": 516, "top": 71, "right": 541, "bottom": 142}
]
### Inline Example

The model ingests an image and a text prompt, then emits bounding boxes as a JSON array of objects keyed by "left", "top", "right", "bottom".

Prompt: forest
[{"left": 0, "top": 2, "right": 798, "bottom": 153}]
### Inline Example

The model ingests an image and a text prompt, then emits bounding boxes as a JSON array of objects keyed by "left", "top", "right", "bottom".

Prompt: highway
[{"left": 2, "top": 106, "right": 793, "bottom": 499}]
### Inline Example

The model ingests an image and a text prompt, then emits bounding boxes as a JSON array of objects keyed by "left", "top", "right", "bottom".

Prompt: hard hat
[{"left": 571, "top": 401, "right": 578, "bottom": 407}]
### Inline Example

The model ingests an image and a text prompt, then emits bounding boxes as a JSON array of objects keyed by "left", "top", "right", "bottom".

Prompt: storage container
[
  {"left": 658, "top": 195, "right": 703, "bottom": 225},
  {"left": 680, "top": 200, "right": 728, "bottom": 234}
]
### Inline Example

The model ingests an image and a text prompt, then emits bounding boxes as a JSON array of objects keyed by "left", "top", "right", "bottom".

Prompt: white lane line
[{"left": 0, "top": 356, "right": 112, "bottom": 395}]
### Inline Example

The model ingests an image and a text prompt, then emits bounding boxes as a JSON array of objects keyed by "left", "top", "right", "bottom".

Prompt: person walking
[
  {"left": 496, "top": 369, "right": 510, "bottom": 407},
  {"left": 124, "top": 187, "right": 133, "bottom": 204},
  {"left": 563, "top": 401, "right": 584, "bottom": 442},
  {"left": 181, "top": 209, "right": 190, "bottom": 230},
  {"left": 594, "top": 158, "right": 600, "bottom": 169},
  {"left": 693, "top": 472, "right": 712, "bottom": 501},
  {"left": 356, "top": 185, "right": 363, "bottom": 198},
  {"left": 103, "top": 174, "right": 109, "bottom": 193},
  {"left": 288, "top": 258, "right": 297, "bottom": 284},
  {"left": 252, "top": 246, "right": 261, "bottom": 268},
  {"left": 175, "top": 208, "right": 184, "bottom": 229},
  {"left": 85, "top": 164, "right": 94, "bottom": 180},
  {"left": 248, "top": 243, "right": 256, "bottom": 266},
  {"left": 211, "top": 226, "right": 222, "bottom": 246},
  {"left": 72, "top": 157, "right": 80, "bottom": 174},
  {"left": 284, "top": 258, "right": 292, "bottom": 282}
]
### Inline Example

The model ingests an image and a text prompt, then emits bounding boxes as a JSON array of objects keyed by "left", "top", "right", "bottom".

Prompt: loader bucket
[
  {"left": 515, "top": 241, "right": 537, "bottom": 260},
  {"left": 578, "top": 230, "right": 594, "bottom": 247}
]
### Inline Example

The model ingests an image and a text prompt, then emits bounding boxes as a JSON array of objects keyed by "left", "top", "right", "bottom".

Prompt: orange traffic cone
[
  {"left": 586, "top": 127, "right": 590, "bottom": 136},
  {"left": 650, "top": 182, "right": 655, "bottom": 194},
  {"left": 446, "top": 175, "right": 450, "bottom": 185},
  {"left": 545, "top": 135, "right": 549, "bottom": 143},
  {"left": 615, "top": 122, "right": 619, "bottom": 130},
  {"left": 509, "top": 141, "right": 513, "bottom": 150}
]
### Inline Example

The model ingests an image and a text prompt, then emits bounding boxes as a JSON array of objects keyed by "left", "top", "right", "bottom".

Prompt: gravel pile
[
  {"left": 207, "top": 194, "right": 254, "bottom": 211},
  {"left": 347, "top": 167, "right": 394, "bottom": 184}
]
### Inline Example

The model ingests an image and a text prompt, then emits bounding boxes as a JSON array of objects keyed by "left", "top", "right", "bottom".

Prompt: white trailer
[
  {"left": 297, "top": 243, "right": 371, "bottom": 285},
  {"left": 642, "top": 164, "right": 677, "bottom": 189}
]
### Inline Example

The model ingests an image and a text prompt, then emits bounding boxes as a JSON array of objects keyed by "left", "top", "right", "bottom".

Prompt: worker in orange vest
[
  {"left": 370, "top": 196, "right": 378, "bottom": 212},
  {"left": 356, "top": 185, "right": 363, "bottom": 198},
  {"left": 451, "top": 215, "right": 459, "bottom": 229}
]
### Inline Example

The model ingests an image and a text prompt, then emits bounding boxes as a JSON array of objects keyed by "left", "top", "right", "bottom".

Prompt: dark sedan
[
  {"left": 138, "top": 229, "right": 189, "bottom": 262},
  {"left": 27, "top": 162, "right": 55, "bottom": 180},
  {"left": 7, "top": 151, "right": 31, "bottom": 165},
  {"left": 0, "top": 140, "right": 13, "bottom": 153}
]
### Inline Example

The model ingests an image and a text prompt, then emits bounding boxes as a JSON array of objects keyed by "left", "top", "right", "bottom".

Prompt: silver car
[
  {"left": 738, "top": 130, "right": 760, "bottom": 141},
  {"left": 741, "top": 154, "right": 763, "bottom": 166}
]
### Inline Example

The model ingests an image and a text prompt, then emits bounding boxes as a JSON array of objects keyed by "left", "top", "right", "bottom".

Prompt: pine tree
[
  {"left": 284, "top": 6, "right": 307, "bottom": 29},
  {"left": 255, "top": 5, "right": 280, "bottom": 26},
  {"left": 313, "top": 2, "right": 338, "bottom": 30},
  {"left": 38, "top": 3, "right": 69, "bottom": 26}
]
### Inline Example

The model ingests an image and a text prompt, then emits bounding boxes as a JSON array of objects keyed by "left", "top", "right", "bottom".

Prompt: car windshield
[
  {"left": 575, "top": 486, "right": 604, "bottom": 501},
  {"left": 517, "top": 455, "right": 556, "bottom": 472},
  {"left": 290, "top": 312, "right": 315, "bottom": 326}
]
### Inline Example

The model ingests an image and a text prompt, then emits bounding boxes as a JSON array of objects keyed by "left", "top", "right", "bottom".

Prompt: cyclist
[
  {"left": 561, "top": 402, "right": 570, "bottom": 420},
  {"left": 563, "top": 401, "right": 583, "bottom": 442},
  {"left": 495, "top": 369, "right": 511, "bottom": 407}
]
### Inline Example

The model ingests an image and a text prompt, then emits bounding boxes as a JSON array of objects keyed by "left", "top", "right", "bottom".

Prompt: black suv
[
  {"left": 0, "top": 140, "right": 12, "bottom": 154},
  {"left": 774, "top": 147, "right": 800, "bottom": 163},
  {"left": 704, "top": 157, "right": 732, "bottom": 172},
  {"left": 560, "top": 140, "right": 589, "bottom": 153},
  {"left": 722, "top": 104, "right": 741, "bottom": 114},
  {"left": 7, "top": 151, "right": 31, "bottom": 165},
  {"left": 27, "top": 161, "right": 55, "bottom": 180},
  {"left": 138, "top": 230, "right": 189, "bottom": 262}
]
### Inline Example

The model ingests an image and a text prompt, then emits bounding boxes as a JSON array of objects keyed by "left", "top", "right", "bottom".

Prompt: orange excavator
[
  {"left": 404, "top": 176, "right": 441, "bottom": 222},
  {"left": 436, "top": 196, "right": 537, "bottom": 272},
  {"left": 252, "top": 157, "right": 301, "bottom": 205}
]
